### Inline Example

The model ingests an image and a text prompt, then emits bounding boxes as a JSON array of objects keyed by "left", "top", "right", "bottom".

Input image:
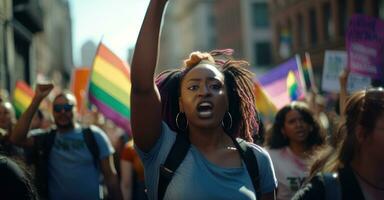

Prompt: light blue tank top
[{"left": 135, "top": 122, "right": 277, "bottom": 200}]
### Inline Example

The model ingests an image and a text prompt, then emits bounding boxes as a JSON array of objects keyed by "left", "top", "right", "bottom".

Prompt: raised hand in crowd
[
  {"left": 10, "top": 83, "right": 53, "bottom": 147},
  {"left": 338, "top": 68, "right": 350, "bottom": 116}
]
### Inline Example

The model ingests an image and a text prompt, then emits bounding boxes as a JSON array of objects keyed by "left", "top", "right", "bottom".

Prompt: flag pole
[
  {"left": 295, "top": 54, "right": 307, "bottom": 95},
  {"left": 304, "top": 52, "right": 318, "bottom": 93}
]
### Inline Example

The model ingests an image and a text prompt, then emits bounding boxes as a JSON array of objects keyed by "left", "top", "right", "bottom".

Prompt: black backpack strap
[
  {"left": 33, "top": 129, "right": 56, "bottom": 199},
  {"left": 82, "top": 127, "right": 100, "bottom": 168},
  {"left": 158, "top": 133, "right": 190, "bottom": 200},
  {"left": 231, "top": 138, "right": 261, "bottom": 200}
]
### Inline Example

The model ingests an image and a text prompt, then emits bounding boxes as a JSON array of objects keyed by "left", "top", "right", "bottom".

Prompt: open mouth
[
  {"left": 196, "top": 102, "right": 213, "bottom": 117},
  {"left": 295, "top": 130, "right": 307, "bottom": 138}
]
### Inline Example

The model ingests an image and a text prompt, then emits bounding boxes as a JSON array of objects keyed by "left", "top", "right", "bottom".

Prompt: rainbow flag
[
  {"left": 253, "top": 80, "right": 277, "bottom": 122},
  {"left": 300, "top": 52, "right": 317, "bottom": 91},
  {"left": 13, "top": 81, "right": 35, "bottom": 118},
  {"left": 88, "top": 43, "right": 131, "bottom": 133},
  {"left": 259, "top": 56, "right": 305, "bottom": 109},
  {"left": 286, "top": 70, "right": 299, "bottom": 101}
]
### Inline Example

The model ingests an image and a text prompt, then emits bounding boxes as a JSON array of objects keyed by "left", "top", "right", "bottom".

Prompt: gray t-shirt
[
  {"left": 136, "top": 122, "right": 277, "bottom": 200},
  {"left": 31, "top": 125, "right": 114, "bottom": 200}
]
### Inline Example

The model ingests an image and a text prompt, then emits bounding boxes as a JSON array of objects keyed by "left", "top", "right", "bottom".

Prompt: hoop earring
[
  {"left": 221, "top": 112, "right": 233, "bottom": 130},
  {"left": 176, "top": 112, "right": 188, "bottom": 131}
]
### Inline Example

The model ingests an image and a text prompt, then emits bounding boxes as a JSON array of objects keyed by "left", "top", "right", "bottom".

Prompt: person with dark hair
[
  {"left": 130, "top": 0, "right": 277, "bottom": 199},
  {"left": 264, "top": 101, "right": 326, "bottom": 200},
  {"left": 292, "top": 88, "right": 384, "bottom": 200},
  {"left": 0, "top": 155, "right": 38, "bottom": 200},
  {"left": 10, "top": 84, "right": 122, "bottom": 200}
]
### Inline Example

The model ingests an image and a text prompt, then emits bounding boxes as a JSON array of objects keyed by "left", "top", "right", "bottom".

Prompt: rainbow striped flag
[
  {"left": 253, "top": 80, "right": 277, "bottom": 122},
  {"left": 13, "top": 81, "right": 35, "bottom": 118},
  {"left": 88, "top": 43, "right": 131, "bottom": 133},
  {"left": 286, "top": 70, "right": 299, "bottom": 101},
  {"left": 300, "top": 52, "right": 317, "bottom": 91},
  {"left": 259, "top": 56, "right": 305, "bottom": 109}
]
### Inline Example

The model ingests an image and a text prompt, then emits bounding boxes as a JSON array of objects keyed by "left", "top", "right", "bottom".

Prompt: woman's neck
[
  {"left": 188, "top": 126, "right": 230, "bottom": 152},
  {"left": 288, "top": 142, "right": 309, "bottom": 158}
]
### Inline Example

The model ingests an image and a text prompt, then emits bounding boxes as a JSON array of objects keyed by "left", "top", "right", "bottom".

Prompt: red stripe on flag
[
  {"left": 15, "top": 81, "right": 34, "bottom": 97},
  {"left": 97, "top": 43, "right": 130, "bottom": 77}
]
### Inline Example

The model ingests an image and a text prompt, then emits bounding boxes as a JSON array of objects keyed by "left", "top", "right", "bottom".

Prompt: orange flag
[{"left": 71, "top": 67, "right": 91, "bottom": 115}]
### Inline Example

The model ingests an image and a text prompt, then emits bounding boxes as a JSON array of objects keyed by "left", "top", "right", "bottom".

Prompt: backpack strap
[
  {"left": 158, "top": 133, "right": 190, "bottom": 200},
  {"left": 231, "top": 138, "right": 261, "bottom": 200},
  {"left": 320, "top": 172, "right": 341, "bottom": 200},
  {"left": 33, "top": 129, "right": 56, "bottom": 199},
  {"left": 82, "top": 127, "right": 100, "bottom": 168}
]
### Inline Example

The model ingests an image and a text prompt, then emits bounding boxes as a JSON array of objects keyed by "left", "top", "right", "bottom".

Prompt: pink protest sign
[{"left": 346, "top": 14, "right": 384, "bottom": 79}]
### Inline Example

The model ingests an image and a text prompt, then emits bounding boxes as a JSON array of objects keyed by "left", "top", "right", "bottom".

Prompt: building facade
[
  {"left": 0, "top": 0, "right": 72, "bottom": 96},
  {"left": 159, "top": 0, "right": 216, "bottom": 72},
  {"left": 214, "top": 0, "right": 273, "bottom": 75},
  {"left": 158, "top": 0, "right": 273, "bottom": 75},
  {"left": 269, "top": 0, "right": 384, "bottom": 84}
]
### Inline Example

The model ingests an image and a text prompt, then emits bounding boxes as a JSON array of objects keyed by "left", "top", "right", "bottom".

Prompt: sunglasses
[{"left": 53, "top": 104, "right": 74, "bottom": 112}]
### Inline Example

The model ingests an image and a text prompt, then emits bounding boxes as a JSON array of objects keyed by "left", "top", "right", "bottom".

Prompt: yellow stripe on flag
[
  {"left": 14, "top": 89, "right": 33, "bottom": 109},
  {"left": 92, "top": 56, "right": 131, "bottom": 88}
]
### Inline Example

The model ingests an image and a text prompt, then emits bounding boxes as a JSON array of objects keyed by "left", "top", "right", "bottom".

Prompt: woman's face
[
  {"left": 281, "top": 109, "right": 311, "bottom": 145},
  {"left": 179, "top": 63, "right": 228, "bottom": 130}
]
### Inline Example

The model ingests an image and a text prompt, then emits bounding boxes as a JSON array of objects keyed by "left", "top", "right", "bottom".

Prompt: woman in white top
[{"left": 264, "top": 101, "right": 326, "bottom": 200}]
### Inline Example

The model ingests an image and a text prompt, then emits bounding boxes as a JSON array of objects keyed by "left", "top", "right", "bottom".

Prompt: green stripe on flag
[
  {"left": 13, "top": 100, "right": 26, "bottom": 118},
  {"left": 91, "top": 71, "right": 131, "bottom": 106},
  {"left": 89, "top": 83, "right": 130, "bottom": 118}
]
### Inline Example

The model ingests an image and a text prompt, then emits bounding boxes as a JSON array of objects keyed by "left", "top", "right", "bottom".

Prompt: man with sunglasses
[{"left": 10, "top": 83, "right": 122, "bottom": 200}]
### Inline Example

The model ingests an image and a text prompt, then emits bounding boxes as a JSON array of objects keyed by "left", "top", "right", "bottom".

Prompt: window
[
  {"left": 252, "top": 3, "right": 269, "bottom": 28},
  {"left": 374, "top": 0, "right": 384, "bottom": 19},
  {"left": 339, "top": 0, "right": 347, "bottom": 35},
  {"left": 279, "top": 26, "right": 292, "bottom": 58},
  {"left": 323, "top": 2, "right": 334, "bottom": 40},
  {"left": 355, "top": 0, "right": 365, "bottom": 14},
  {"left": 254, "top": 42, "right": 272, "bottom": 66},
  {"left": 309, "top": 8, "right": 317, "bottom": 45},
  {"left": 297, "top": 14, "right": 305, "bottom": 47}
]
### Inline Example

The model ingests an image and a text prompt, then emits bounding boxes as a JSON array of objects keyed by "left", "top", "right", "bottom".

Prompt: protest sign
[
  {"left": 346, "top": 14, "right": 384, "bottom": 79},
  {"left": 322, "top": 50, "right": 371, "bottom": 92}
]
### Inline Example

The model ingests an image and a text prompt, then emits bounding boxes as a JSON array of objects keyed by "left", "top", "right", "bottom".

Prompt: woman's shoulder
[{"left": 242, "top": 141, "right": 273, "bottom": 164}]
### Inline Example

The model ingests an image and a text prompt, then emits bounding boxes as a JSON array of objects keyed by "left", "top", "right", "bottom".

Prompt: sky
[{"left": 68, "top": 0, "right": 150, "bottom": 66}]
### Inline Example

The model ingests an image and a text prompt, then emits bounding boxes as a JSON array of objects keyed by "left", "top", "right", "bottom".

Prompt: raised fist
[{"left": 35, "top": 83, "right": 54, "bottom": 100}]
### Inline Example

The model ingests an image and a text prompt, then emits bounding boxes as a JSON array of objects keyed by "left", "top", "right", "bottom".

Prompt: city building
[
  {"left": 158, "top": 0, "right": 216, "bottom": 72},
  {"left": 81, "top": 40, "right": 97, "bottom": 67},
  {"left": 269, "top": 0, "right": 384, "bottom": 84},
  {"left": 0, "top": 0, "right": 72, "bottom": 95},
  {"left": 213, "top": 0, "right": 273, "bottom": 75},
  {"left": 159, "top": 0, "right": 273, "bottom": 76}
]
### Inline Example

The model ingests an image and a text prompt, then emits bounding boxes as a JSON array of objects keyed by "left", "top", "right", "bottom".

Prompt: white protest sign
[{"left": 322, "top": 50, "right": 371, "bottom": 92}]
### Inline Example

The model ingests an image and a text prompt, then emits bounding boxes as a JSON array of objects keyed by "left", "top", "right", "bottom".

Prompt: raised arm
[
  {"left": 339, "top": 68, "right": 349, "bottom": 116},
  {"left": 10, "top": 83, "right": 53, "bottom": 147},
  {"left": 130, "top": 0, "right": 168, "bottom": 152}
]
